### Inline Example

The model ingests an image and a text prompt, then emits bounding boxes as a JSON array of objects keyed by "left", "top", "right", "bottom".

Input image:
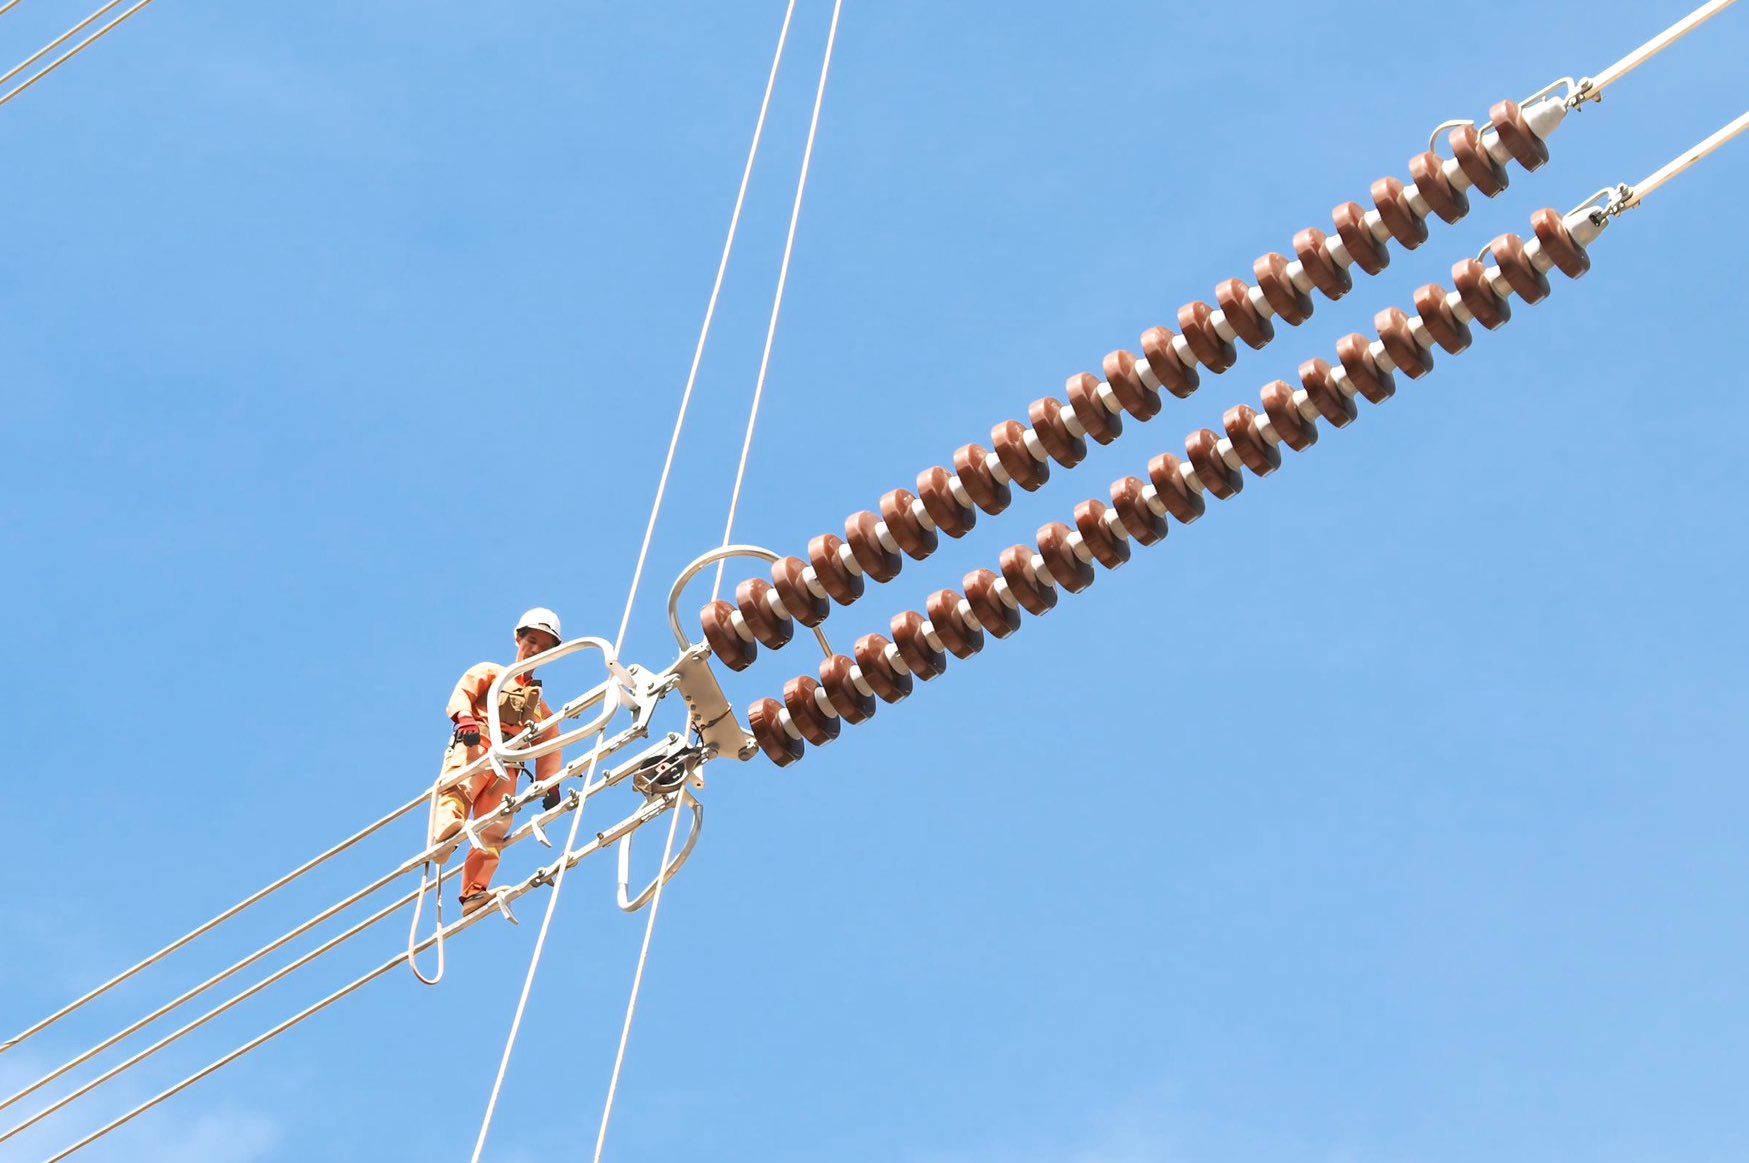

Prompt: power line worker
[{"left": 430, "top": 608, "right": 566, "bottom": 913}]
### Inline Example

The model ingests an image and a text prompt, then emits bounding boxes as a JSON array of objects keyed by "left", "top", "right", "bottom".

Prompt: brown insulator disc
[
  {"left": 1375, "top": 306, "right": 1434, "bottom": 379},
  {"left": 1139, "top": 326, "right": 1200, "bottom": 399},
  {"left": 701, "top": 600, "right": 756, "bottom": 671},
  {"left": 1489, "top": 233, "right": 1550, "bottom": 304},
  {"left": 1452, "top": 258, "right": 1512, "bottom": 330},
  {"left": 879, "top": 487, "right": 938, "bottom": 560},
  {"left": 1408, "top": 149, "right": 1469, "bottom": 224},
  {"left": 1037, "top": 522, "right": 1094, "bottom": 593},
  {"left": 1260, "top": 379, "right": 1317, "bottom": 451},
  {"left": 1215, "top": 277, "right": 1274, "bottom": 350},
  {"left": 999, "top": 544, "right": 1058, "bottom": 616},
  {"left": 1028, "top": 395, "right": 1086, "bottom": 467},
  {"left": 1448, "top": 123, "right": 1508, "bottom": 197},
  {"left": 1145, "top": 451, "right": 1207, "bottom": 523},
  {"left": 783, "top": 675, "right": 840, "bottom": 746},
  {"left": 890, "top": 610, "right": 947, "bottom": 681},
  {"left": 771, "top": 555, "right": 828, "bottom": 628},
  {"left": 916, "top": 465, "right": 976, "bottom": 538},
  {"left": 818, "top": 653, "right": 875, "bottom": 724},
  {"left": 953, "top": 442, "right": 1011, "bottom": 515},
  {"left": 1293, "top": 226, "right": 1352, "bottom": 300},
  {"left": 1067, "top": 372, "right": 1122, "bottom": 445},
  {"left": 1370, "top": 176, "right": 1428, "bottom": 249},
  {"left": 1299, "top": 357, "right": 1357, "bottom": 428},
  {"left": 853, "top": 633, "right": 912, "bottom": 703},
  {"left": 736, "top": 577, "right": 794, "bottom": 650},
  {"left": 926, "top": 588, "right": 984, "bottom": 659},
  {"left": 992, "top": 419, "right": 1050, "bottom": 491},
  {"left": 1252, "top": 252, "right": 1313, "bottom": 325},
  {"left": 1110, "top": 476, "right": 1168, "bottom": 545},
  {"left": 1222, "top": 404, "right": 1281, "bottom": 477},
  {"left": 1074, "top": 499, "right": 1131, "bottom": 569},
  {"left": 1102, "top": 348, "right": 1162, "bottom": 420},
  {"left": 964, "top": 568, "right": 1020, "bottom": 639},
  {"left": 1335, "top": 333, "right": 1396, "bottom": 404},
  {"left": 1413, "top": 283, "right": 1471, "bottom": 355},
  {"left": 808, "top": 532, "right": 864, "bottom": 606},
  {"left": 1531, "top": 207, "right": 1590, "bottom": 279},
  {"left": 748, "top": 698, "right": 803, "bottom": 767},
  {"left": 844, "top": 510, "right": 902, "bottom": 583},
  {"left": 1185, "top": 428, "right": 1242, "bottom": 499},
  {"left": 1177, "top": 300, "right": 1237, "bottom": 372},
  {"left": 1489, "top": 99, "right": 1548, "bottom": 171},
  {"left": 1332, "top": 201, "right": 1389, "bottom": 275}
]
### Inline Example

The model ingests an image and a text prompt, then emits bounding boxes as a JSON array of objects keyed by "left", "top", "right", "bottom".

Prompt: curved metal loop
[
  {"left": 1522, "top": 76, "right": 1576, "bottom": 109},
  {"left": 1427, "top": 117, "right": 1473, "bottom": 158},
  {"left": 405, "top": 861, "right": 445, "bottom": 986},
  {"left": 666, "top": 543, "right": 834, "bottom": 659},
  {"left": 616, "top": 792, "right": 703, "bottom": 912},
  {"left": 486, "top": 636, "right": 618, "bottom": 782}
]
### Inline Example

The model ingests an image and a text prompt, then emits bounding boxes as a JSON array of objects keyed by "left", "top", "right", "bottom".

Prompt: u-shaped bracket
[
  {"left": 666, "top": 544, "right": 835, "bottom": 659},
  {"left": 486, "top": 635, "right": 618, "bottom": 782},
  {"left": 616, "top": 792, "right": 703, "bottom": 912}
]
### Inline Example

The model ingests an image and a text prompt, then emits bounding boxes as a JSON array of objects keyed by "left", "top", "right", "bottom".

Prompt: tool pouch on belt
[{"left": 497, "top": 678, "right": 545, "bottom": 732}]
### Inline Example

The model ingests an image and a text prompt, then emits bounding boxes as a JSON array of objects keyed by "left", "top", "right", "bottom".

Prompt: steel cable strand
[
  {"left": 591, "top": 11, "right": 843, "bottom": 1155},
  {"left": 3, "top": 703, "right": 569, "bottom": 1057},
  {"left": 40, "top": 794, "right": 677, "bottom": 1162},
  {"left": 611, "top": 0, "right": 801, "bottom": 654},
  {"left": 0, "top": 0, "right": 160, "bottom": 110},
  {"left": 2, "top": 734, "right": 630, "bottom": 1116},
  {"left": 690, "top": 0, "right": 1747, "bottom": 675},
  {"left": 469, "top": 2, "right": 807, "bottom": 1157},
  {"left": 711, "top": 0, "right": 845, "bottom": 602},
  {"left": 0, "top": 0, "right": 124, "bottom": 89},
  {"left": 0, "top": 862, "right": 463, "bottom": 1146},
  {"left": 0, "top": 792, "right": 426, "bottom": 1056},
  {"left": 591, "top": 784, "right": 688, "bottom": 1162}
]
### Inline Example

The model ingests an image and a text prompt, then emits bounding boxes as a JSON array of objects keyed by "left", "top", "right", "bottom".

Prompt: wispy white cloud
[
  {"left": 0, "top": 1049, "right": 282, "bottom": 1163},
  {"left": 125, "top": 1105, "right": 283, "bottom": 1163}
]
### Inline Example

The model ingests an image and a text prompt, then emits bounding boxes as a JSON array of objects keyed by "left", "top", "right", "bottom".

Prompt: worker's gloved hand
[
  {"left": 453, "top": 716, "right": 482, "bottom": 747},
  {"left": 542, "top": 784, "right": 562, "bottom": 812}
]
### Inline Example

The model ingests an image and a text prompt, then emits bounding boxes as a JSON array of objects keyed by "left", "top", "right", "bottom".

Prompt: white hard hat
[{"left": 515, "top": 607, "right": 563, "bottom": 642}]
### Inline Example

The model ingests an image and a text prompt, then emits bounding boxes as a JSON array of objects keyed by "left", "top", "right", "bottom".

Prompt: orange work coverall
[{"left": 436, "top": 662, "right": 561, "bottom": 899}]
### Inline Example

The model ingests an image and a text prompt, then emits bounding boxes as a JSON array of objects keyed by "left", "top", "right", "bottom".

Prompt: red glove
[{"left": 452, "top": 715, "right": 482, "bottom": 747}]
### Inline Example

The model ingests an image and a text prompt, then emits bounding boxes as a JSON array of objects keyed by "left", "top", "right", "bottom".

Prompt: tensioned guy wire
[
  {"left": 469, "top": 6, "right": 805, "bottom": 1160},
  {"left": 712, "top": 0, "right": 845, "bottom": 603}
]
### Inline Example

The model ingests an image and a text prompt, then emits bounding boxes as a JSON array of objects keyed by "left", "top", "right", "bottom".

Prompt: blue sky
[{"left": 2, "top": 1, "right": 1746, "bottom": 1160}]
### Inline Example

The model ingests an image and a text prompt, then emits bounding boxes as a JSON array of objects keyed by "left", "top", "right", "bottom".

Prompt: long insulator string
[
  {"left": 742, "top": 203, "right": 1608, "bottom": 765},
  {"left": 691, "top": 0, "right": 1745, "bottom": 672}
]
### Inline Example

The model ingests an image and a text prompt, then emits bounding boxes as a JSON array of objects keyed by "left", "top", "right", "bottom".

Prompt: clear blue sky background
[{"left": 2, "top": 2, "right": 1746, "bottom": 1160}]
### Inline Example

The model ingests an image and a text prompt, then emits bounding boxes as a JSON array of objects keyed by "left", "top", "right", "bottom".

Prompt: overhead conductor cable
[
  {"left": 0, "top": 0, "right": 160, "bottom": 110},
  {"left": 468, "top": 4, "right": 809, "bottom": 1160}
]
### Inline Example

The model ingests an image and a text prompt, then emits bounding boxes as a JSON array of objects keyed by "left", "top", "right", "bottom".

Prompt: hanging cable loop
[{"left": 616, "top": 791, "right": 703, "bottom": 912}]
